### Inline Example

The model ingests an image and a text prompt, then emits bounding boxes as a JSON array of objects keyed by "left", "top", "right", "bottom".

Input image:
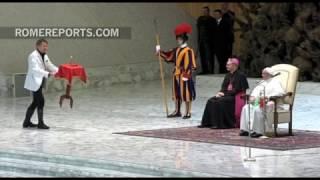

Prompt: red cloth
[
  {"left": 55, "top": 64, "right": 87, "bottom": 84},
  {"left": 235, "top": 91, "right": 246, "bottom": 128}
]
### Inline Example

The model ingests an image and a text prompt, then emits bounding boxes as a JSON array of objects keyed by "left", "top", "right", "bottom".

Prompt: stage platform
[{"left": 0, "top": 75, "right": 319, "bottom": 177}]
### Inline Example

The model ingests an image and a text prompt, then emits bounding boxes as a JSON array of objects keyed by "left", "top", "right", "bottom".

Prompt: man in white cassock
[{"left": 239, "top": 67, "right": 285, "bottom": 138}]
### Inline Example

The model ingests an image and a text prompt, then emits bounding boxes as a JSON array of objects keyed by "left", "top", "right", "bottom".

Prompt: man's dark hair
[
  {"left": 214, "top": 9, "right": 222, "bottom": 14},
  {"left": 203, "top": 6, "right": 210, "bottom": 12},
  {"left": 36, "top": 38, "right": 48, "bottom": 46}
]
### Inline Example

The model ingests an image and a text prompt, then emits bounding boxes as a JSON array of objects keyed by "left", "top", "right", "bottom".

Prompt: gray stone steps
[
  {"left": 0, "top": 157, "right": 148, "bottom": 177},
  {"left": 0, "top": 170, "right": 50, "bottom": 177},
  {"left": 0, "top": 149, "right": 214, "bottom": 177}
]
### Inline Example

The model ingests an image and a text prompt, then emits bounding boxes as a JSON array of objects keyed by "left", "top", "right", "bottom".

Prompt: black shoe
[
  {"left": 37, "top": 109, "right": 49, "bottom": 129},
  {"left": 239, "top": 130, "right": 249, "bottom": 136},
  {"left": 250, "top": 132, "right": 262, "bottom": 138},
  {"left": 167, "top": 112, "right": 182, "bottom": 118},
  {"left": 38, "top": 123, "right": 50, "bottom": 129},
  {"left": 197, "top": 125, "right": 207, "bottom": 128},
  {"left": 210, "top": 126, "right": 218, "bottom": 129},
  {"left": 22, "top": 121, "right": 37, "bottom": 128},
  {"left": 182, "top": 113, "right": 191, "bottom": 119},
  {"left": 23, "top": 107, "right": 37, "bottom": 128}
]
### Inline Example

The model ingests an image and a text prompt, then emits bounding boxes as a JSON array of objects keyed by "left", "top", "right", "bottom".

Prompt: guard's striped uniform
[{"left": 160, "top": 46, "right": 196, "bottom": 102}]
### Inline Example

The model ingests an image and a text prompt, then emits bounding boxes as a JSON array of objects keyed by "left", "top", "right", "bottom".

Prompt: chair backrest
[{"left": 270, "top": 64, "right": 299, "bottom": 105}]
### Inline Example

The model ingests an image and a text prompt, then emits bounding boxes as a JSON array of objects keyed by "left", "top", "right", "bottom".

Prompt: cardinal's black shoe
[
  {"left": 210, "top": 126, "right": 218, "bottom": 129},
  {"left": 197, "top": 125, "right": 207, "bottom": 128}
]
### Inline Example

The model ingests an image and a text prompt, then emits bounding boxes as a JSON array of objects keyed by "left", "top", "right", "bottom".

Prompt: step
[
  {"left": 0, "top": 170, "right": 50, "bottom": 177},
  {"left": 0, "top": 157, "right": 149, "bottom": 177},
  {"left": 0, "top": 149, "right": 214, "bottom": 177}
]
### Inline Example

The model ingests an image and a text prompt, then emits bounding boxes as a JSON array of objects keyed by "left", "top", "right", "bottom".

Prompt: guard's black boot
[
  {"left": 167, "top": 111, "right": 182, "bottom": 118},
  {"left": 23, "top": 108, "right": 37, "bottom": 128},
  {"left": 167, "top": 100, "right": 182, "bottom": 118},
  {"left": 182, "top": 113, "right": 191, "bottom": 119},
  {"left": 37, "top": 109, "right": 49, "bottom": 129}
]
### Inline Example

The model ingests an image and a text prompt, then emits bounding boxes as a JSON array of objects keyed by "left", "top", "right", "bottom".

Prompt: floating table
[{"left": 55, "top": 63, "right": 87, "bottom": 108}]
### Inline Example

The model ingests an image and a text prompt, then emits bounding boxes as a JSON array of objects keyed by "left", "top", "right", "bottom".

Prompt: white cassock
[
  {"left": 240, "top": 78, "right": 285, "bottom": 135},
  {"left": 24, "top": 50, "right": 58, "bottom": 92}
]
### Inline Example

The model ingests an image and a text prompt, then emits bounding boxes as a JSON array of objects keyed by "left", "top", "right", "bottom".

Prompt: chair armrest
[
  {"left": 269, "top": 92, "right": 293, "bottom": 101},
  {"left": 269, "top": 92, "right": 293, "bottom": 113}
]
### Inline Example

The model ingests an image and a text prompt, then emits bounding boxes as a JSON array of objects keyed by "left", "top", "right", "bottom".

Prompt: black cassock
[{"left": 200, "top": 70, "right": 249, "bottom": 128}]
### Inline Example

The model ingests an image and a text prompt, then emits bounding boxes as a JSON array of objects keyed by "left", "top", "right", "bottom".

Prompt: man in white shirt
[
  {"left": 239, "top": 67, "right": 285, "bottom": 137},
  {"left": 23, "top": 39, "right": 58, "bottom": 129}
]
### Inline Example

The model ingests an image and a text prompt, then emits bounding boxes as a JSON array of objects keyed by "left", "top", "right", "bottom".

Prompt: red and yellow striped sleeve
[
  {"left": 160, "top": 48, "right": 176, "bottom": 62},
  {"left": 190, "top": 49, "right": 197, "bottom": 70}
]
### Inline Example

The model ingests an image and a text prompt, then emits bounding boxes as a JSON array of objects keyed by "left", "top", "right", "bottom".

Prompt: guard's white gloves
[{"left": 156, "top": 45, "right": 161, "bottom": 53}]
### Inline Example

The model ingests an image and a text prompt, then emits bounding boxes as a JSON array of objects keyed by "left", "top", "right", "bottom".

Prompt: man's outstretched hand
[{"left": 49, "top": 71, "right": 56, "bottom": 77}]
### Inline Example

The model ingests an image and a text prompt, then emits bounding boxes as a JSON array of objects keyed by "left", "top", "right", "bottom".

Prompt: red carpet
[{"left": 115, "top": 127, "right": 320, "bottom": 151}]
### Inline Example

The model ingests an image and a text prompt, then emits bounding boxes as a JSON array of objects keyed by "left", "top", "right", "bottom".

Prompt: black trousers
[
  {"left": 227, "top": 42, "right": 233, "bottom": 59},
  {"left": 199, "top": 41, "right": 214, "bottom": 74},
  {"left": 24, "top": 86, "right": 45, "bottom": 122},
  {"left": 215, "top": 48, "right": 229, "bottom": 74}
]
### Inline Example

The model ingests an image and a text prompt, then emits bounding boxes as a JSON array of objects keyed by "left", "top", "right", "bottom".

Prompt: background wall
[
  {"left": 0, "top": 3, "right": 197, "bottom": 73},
  {"left": 0, "top": 3, "right": 198, "bottom": 97}
]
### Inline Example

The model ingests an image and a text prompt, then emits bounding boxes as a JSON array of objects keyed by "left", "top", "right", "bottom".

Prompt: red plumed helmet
[{"left": 174, "top": 23, "right": 192, "bottom": 36}]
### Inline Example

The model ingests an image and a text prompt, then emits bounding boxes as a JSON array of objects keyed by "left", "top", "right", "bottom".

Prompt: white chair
[{"left": 269, "top": 64, "right": 299, "bottom": 136}]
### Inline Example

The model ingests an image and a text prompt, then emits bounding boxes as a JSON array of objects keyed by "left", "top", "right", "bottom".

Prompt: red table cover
[{"left": 55, "top": 64, "right": 87, "bottom": 84}]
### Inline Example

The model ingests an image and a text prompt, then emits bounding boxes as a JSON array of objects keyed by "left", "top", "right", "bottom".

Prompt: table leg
[{"left": 59, "top": 84, "right": 74, "bottom": 108}]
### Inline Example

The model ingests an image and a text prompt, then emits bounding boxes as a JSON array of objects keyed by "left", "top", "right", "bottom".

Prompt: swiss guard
[{"left": 156, "top": 23, "right": 197, "bottom": 119}]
